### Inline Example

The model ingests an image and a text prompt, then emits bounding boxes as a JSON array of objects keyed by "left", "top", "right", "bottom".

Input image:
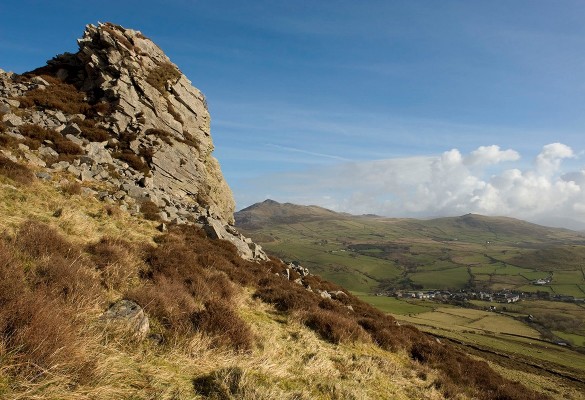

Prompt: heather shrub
[
  {"left": 146, "top": 62, "right": 181, "bottom": 93},
  {"left": 0, "top": 293, "right": 92, "bottom": 377},
  {"left": 0, "top": 155, "right": 35, "bottom": 184},
  {"left": 88, "top": 101, "right": 111, "bottom": 116},
  {"left": 130, "top": 229, "right": 248, "bottom": 340},
  {"left": 13, "top": 221, "right": 99, "bottom": 304},
  {"left": 254, "top": 280, "right": 318, "bottom": 312},
  {"left": 54, "top": 138, "right": 83, "bottom": 155},
  {"left": 19, "top": 123, "right": 60, "bottom": 141},
  {"left": 302, "top": 274, "right": 344, "bottom": 292},
  {"left": 146, "top": 128, "right": 173, "bottom": 145},
  {"left": 192, "top": 367, "right": 245, "bottom": 399},
  {"left": 138, "top": 146, "right": 155, "bottom": 164},
  {"left": 101, "top": 23, "right": 136, "bottom": 51},
  {"left": 0, "top": 241, "right": 26, "bottom": 307},
  {"left": 0, "top": 133, "right": 19, "bottom": 148},
  {"left": 31, "top": 253, "right": 99, "bottom": 304},
  {"left": 408, "top": 337, "right": 549, "bottom": 400},
  {"left": 166, "top": 100, "right": 183, "bottom": 124},
  {"left": 191, "top": 299, "right": 254, "bottom": 350},
  {"left": 21, "top": 137, "right": 41, "bottom": 150},
  {"left": 103, "top": 203, "right": 122, "bottom": 217},
  {"left": 114, "top": 151, "right": 150, "bottom": 174},
  {"left": 87, "top": 236, "right": 133, "bottom": 270},
  {"left": 128, "top": 276, "right": 198, "bottom": 333},
  {"left": 18, "top": 76, "right": 90, "bottom": 115},
  {"left": 140, "top": 200, "right": 160, "bottom": 221},
  {"left": 0, "top": 233, "right": 93, "bottom": 379},
  {"left": 62, "top": 181, "right": 82, "bottom": 195},
  {"left": 72, "top": 117, "right": 111, "bottom": 142},
  {"left": 15, "top": 220, "right": 81, "bottom": 260},
  {"left": 301, "top": 309, "right": 365, "bottom": 344},
  {"left": 19, "top": 124, "right": 82, "bottom": 156},
  {"left": 358, "top": 317, "right": 412, "bottom": 351},
  {"left": 86, "top": 236, "right": 138, "bottom": 291},
  {"left": 179, "top": 130, "right": 200, "bottom": 148}
]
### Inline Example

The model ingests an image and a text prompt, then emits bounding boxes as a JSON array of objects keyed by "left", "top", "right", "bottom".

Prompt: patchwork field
[
  {"left": 363, "top": 295, "right": 585, "bottom": 393},
  {"left": 237, "top": 202, "right": 585, "bottom": 298},
  {"left": 237, "top": 201, "right": 585, "bottom": 394}
]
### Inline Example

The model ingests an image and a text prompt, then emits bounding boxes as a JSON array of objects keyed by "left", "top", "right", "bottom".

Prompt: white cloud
[
  {"left": 241, "top": 143, "right": 585, "bottom": 229},
  {"left": 535, "top": 142, "right": 574, "bottom": 175},
  {"left": 465, "top": 145, "right": 520, "bottom": 166}
]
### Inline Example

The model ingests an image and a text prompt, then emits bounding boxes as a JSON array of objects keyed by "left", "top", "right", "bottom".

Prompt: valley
[{"left": 237, "top": 200, "right": 585, "bottom": 396}]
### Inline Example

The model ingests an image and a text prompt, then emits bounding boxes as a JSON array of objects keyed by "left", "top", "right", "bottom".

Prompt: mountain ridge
[{"left": 237, "top": 199, "right": 583, "bottom": 237}]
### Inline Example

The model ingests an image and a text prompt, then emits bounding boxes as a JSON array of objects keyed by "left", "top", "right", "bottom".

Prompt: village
[{"left": 378, "top": 287, "right": 585, "bottom": 308}]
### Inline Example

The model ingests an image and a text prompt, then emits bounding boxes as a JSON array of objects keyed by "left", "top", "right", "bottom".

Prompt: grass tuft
[{"left": 0, "top": 155, "right": 35, "bottom": 185}]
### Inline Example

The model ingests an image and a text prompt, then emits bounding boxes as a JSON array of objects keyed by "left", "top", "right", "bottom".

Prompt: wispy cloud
[{"left": 266, "top": 144, "right": 350, "bottom": 162}]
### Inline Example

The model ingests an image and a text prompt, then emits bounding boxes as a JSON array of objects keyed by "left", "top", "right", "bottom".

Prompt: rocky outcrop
[
  {"left": 0, "top": 23, "right": 268, "bottom": 261},
  {"left": 71, "top": 23, "right": 234, "bottom": 224}
]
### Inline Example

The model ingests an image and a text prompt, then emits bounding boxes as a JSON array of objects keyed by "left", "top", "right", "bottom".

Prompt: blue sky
[{"left": 1, "top": 1, "right": 585, "bottom": 227}]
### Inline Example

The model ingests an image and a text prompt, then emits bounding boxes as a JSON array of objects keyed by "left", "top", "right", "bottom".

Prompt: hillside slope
[
  {"left": 236, "top": 200, "right": 585, "bottom": 295},
  {"left": 0, "top": 23, "right": 555, "bottom": 399}
]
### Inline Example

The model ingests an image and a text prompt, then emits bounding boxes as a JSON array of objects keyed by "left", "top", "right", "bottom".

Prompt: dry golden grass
[{"left": 0, "top": 156, "right": 555, "bottom": 400}]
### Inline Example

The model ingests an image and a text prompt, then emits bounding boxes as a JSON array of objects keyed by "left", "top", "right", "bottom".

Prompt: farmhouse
[{"left": 494, "top": 292, "right": 520, "bottom": 303}]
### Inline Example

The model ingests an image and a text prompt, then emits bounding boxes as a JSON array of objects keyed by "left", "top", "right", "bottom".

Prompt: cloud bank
[{"left": 245, "top": 143, "right": 585, "bottom": 230}]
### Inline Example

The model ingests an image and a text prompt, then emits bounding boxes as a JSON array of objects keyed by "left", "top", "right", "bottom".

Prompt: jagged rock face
[
  {"left": 0, "top": 23, "right": 270, "bottom": 261},
  {"left": 61, "top": 23, "right": 235, "bottom": 223}
]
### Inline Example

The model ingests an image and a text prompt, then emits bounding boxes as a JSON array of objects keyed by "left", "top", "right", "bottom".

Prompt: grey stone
[
  {"left": 67, "top": 164, "right": 81, "bottom": 176},
  {"left": 31, "top": 76, "right": 50, "bottom": 86},
  {"left": 62, "top": 123, "right": 82, "bottom": 137},
  {"left": 53, "top": 111, "right": 67, "bottom": 123},
  {"left": 50, "top": 161, "right": 70, "bottom": 171},
  {"left": 6, "top": 132, "right": 24, "bottom": 140},
  {"left": 36, "top": 172, "right": 52, "bottom": 181},
  {"left": 101, "top": 299, "right": 149, "bottom": 339},
  {"left": 201, "top": 216, "right": 268, "bottom": 261},
  {"left": 157, "top": 223, "right": 167, "bottom": 232},
  {"left": 318, "top": 290, "right": 332, "bottom": 299},
  {"left": 80, "top": 167, "right": 94, "bottom": 182},
  {"left": 38, "top": 146, "right": 59, "bottom": 158},
  {"left": 23, "top": 152, "right": 46, "bottom": 167},
  {"left": 2, "top": 113, "right": 23, "bottom": 127},
  {"left": 121, "top": 183, "right": 146, "bottom": 199},
  {"left": 165, "top": 205, "right": 178, "bottom": 216},
  {"left": 0, "top": 23, "right": 272, "bottom": 264},
  {"left": 82, "top": 187, "right": 98, "bottom": 196},
  {"left": 85, "top": 141, "right": 113, "bottom": 164},
  {"left": 329, "top": 291, "right": 348, "bottom": 300},
  {"left": 5, "top": 99, "right": 20, "bottom": 108}
]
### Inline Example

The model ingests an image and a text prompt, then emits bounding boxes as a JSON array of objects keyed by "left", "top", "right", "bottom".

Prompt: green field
[
  {"left": 394, "top": 302, "right": 585, "bottom": 376},
  {"left": 237, "top": 202, "right": 585, "bottom": 379},
  {"left": 238, "top": 205, "right": 585, "bottom": 297},
  {"left": 353, "top": 294, "right": 433, "bottom": 315}
]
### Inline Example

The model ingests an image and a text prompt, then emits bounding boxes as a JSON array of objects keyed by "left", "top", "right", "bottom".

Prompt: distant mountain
[
  {"left": 236, "top": 200, "right": 585, "bottom": 295},
  {"left": 236, "top": 199, "right": 348, "bottom": 229},
  {"left": 237, "top": 201, "right": 582, "bottom": 242},
  {"left": 420, "top": 213, "right": 581, "bottom": 241}
]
